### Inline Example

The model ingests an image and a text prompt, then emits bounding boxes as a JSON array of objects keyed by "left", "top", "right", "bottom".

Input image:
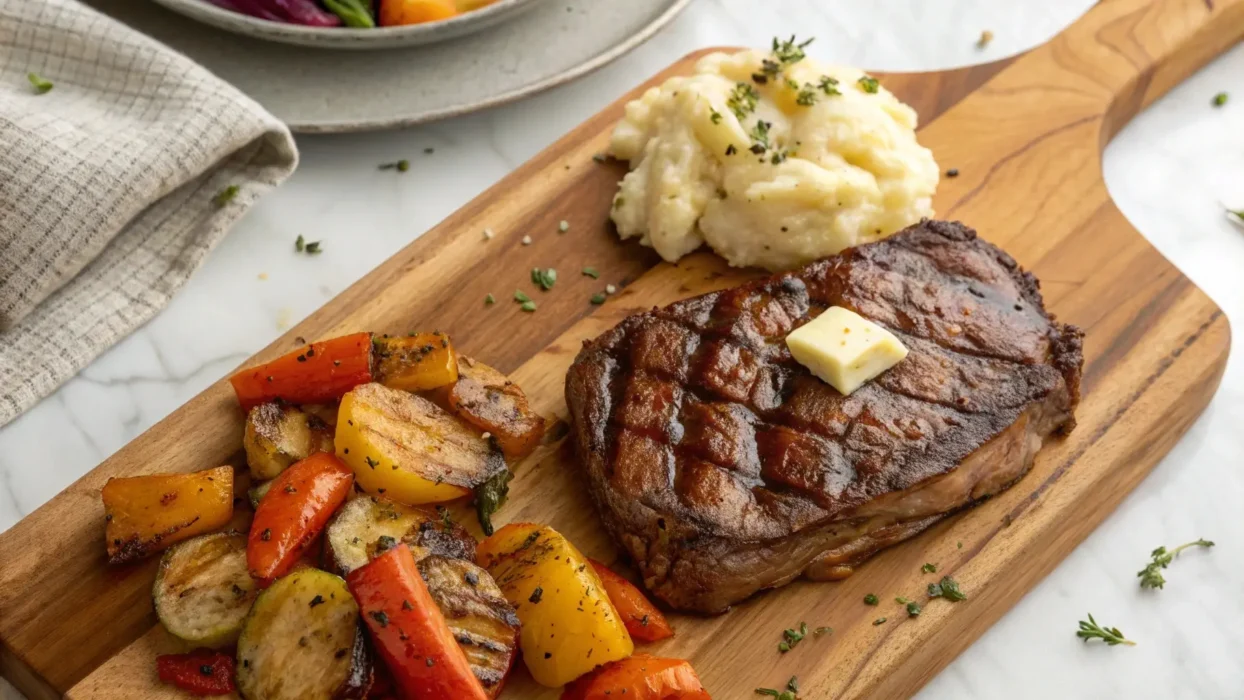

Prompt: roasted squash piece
[
  {"left": 373, "top": 332, "right": 459, "bottom": 392},
  {"left": 103, "top": 466, "right": 234, "bottom": 565},
  {"left": 478, "top": 523, "right": 632, "bottom": 687},
  {"left": 419, "top": 555, "right": 521, "bottom": 698},
  {"left": 324, "top": 496, "right": 477, "bottom": 575},
  {"left": 243, "top": 401, "right": 336, "bottom": 481},
  {"left": 154, "top": 531, "right": 257, "bottom": 648},
  {"left": 336, "top": 383, "right": 506, "bottom": 505},
  {"left": 433, "top": 357, "right": 546, "bottom": 460}
]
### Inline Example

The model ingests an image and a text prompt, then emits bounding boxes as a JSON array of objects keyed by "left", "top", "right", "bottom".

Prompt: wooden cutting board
[{"left": 2, "top": 0, "right": 1240, "bottom": 697}]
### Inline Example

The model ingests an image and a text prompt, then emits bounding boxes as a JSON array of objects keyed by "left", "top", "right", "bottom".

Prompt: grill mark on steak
[{"left": 566, "top": 220, "right": 1084, "bottom": 613}]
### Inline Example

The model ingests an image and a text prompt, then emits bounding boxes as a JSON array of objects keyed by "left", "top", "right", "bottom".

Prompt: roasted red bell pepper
[
  {"left": 156, "top": 648, "right": 236, "bottom": 696},
  {"left": 348, "top": 544, "right": 489, "bottom": 700},
  {"left": 230, "top": 332, "right": 373, "bottom": 412},
  {"left": 562, "top": 655, "right": 711, "bottom": 700},
  {"left": 247, "top": 452, "right": 354, "bottom": 586},
  {"left": 590, "top": 559, "right": 674, "bottom": 643}
]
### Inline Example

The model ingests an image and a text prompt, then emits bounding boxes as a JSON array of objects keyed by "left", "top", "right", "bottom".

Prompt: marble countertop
[{"left": 3, "top": 1, "right": 1242, "bottom": 698}]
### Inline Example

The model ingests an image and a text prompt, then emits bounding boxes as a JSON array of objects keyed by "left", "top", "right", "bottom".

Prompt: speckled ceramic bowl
[{"left": 147, "top": 0, "right": 550, "bottom": 49}]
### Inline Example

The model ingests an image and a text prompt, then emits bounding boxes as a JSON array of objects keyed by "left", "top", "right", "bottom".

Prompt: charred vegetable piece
[
  {"left": 419, "top": 555, "right": 521, "bottom": 698},
  {"left": 348, "top": 544, "right": 488, "bottom": 700},
  {"left": 103, "top": 466, "right": 234, "bottom": 565},
  {"left": 336, "top": 383, "right": 506, "bottom": 505},
  {"left": 589, "top": 559, "right": 673, "bottom": 643},
  {"left": 230, "top": 332, "right": 373, "bottom": 413},
  {"left": 478, "top": 523, "right": 633, "bottom": 687},
  {"left": 372, "top": 332, "right": 459, "bottom": 392},
  {"left": 236, "top": 569, "right": 371, "bottom": 700},
  {"left": 433, "top": 357, "right": 546, "bottom": 460},
  {"left": 154, "top": 532, "right": 257, "bottom": 648},
  {"left": 324, "top": 496, "right": 477, "bottom": 576},
  {"left": 561, "top": 655, "right": 711, "bottom": 700},
  {"left": 247, "top": 453, "right": 354, "bottom": 586},
  {"left": 244, "top": 401, "right": 336, "bottom": 480},
  {"left": 157, "top": 648, "right": 236, "bottom": 696}
]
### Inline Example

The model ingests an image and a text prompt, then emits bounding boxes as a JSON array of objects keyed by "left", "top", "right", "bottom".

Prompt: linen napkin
[{"left": 0, "top": 0, "right": 298, "bottom": 427}]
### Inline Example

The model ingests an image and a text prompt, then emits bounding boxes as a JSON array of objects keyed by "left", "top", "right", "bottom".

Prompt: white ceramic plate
[
  {"left": 88, "top": 0, "right": 691, "bottom": 132},
  {"left": 146, "top": 0, "right": 549, "bottom": 50}
]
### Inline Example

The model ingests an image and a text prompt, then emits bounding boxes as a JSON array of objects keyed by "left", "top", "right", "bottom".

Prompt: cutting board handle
[{"left": 1041, "top": 0, "right": 1242, "bottom": 141}]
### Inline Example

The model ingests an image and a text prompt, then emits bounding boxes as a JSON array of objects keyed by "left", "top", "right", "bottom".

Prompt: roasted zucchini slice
[
  {"left": 419, "top": 555, "right": 521, "bottom": 698},
  {"left": 153, "top": 531, "right": 256, "bottom": 648},
  {"left": 324, "top": 496, "right": 477, "bottom": 576},
  {"left": 244, "top": 401, "right": 336, "bottom": 481},
  {"left": 236, "top": 569, "right": 371, "bottom": 700}
]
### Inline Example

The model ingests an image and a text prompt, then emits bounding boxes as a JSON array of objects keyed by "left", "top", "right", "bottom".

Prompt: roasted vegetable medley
[
  {"left": 209, "top": 0, "right": 500, "bottom": 28},
  {"left": 101, "top": 331, "right": 709, "bottom": 698}
]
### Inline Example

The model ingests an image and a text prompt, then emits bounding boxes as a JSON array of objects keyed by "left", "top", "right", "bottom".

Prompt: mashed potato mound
[{"left": 609, "top": 45, "right": 939, "bottom": 271}]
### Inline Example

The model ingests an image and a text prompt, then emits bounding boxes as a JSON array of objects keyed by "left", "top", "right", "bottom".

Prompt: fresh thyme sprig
[
  {"left": 1137, "top": 538, "right": 1214, "bottom": 589},
  {"left": 1076, "top": 614, "right": 1135, "bottom": 646}
]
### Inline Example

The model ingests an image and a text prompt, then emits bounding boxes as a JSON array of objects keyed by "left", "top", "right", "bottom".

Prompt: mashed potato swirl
[{"left": 609, "top": 43, "right": 939, "bottom": 271}]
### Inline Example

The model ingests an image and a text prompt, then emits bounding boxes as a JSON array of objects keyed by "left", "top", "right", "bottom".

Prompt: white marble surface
[{"left": 3, "top": 1, "right": 1243, "bottom": 698}]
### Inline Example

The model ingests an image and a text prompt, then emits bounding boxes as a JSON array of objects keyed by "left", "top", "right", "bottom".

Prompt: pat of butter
[{"left": 786, "top": 306, "right": 908, "bottom": 396}]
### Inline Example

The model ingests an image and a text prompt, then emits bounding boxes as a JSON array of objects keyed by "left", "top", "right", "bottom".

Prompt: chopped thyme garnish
[
  {"left": 814, "top": 626, "right": 833, "bottom": 636},
  {"left": 710, "top": 108, "right": 723, "bottom": 124},
  {"left": 873, "top": 617, "right": 887, "bottom": 626},
  {"left": 749, "top": 120, "right": 772, "bottom": 150},
  {"left": 946, "top": 168, "right": 960, "bottom": 178},
  {"left": 520, "top": 300, "right": 537, "bottom": 312},
  {"left": 927, "top": 576, "right": 967, "bottom": 602},
  {"left": 582, "top": 266, "right": 599, "bottom": 278},
  {"left": 857, "top": 76, "right": 880, "bottom": 94},
  {"left": 922, "top": 562, "right": 937, "bottom": 574},
  {"left": 513, "top": 290, "right": 532, "bottom": 303},
  {"left": 214, "top": 185, "right": 239, "bottom": 207},
  {"left": 863, "top": 593, "right": 878, "bottom": 605},
  {"left": 771, "top": 35, "right": 814, "bottom": 65},
  {"left": 895, "top": 596, "right": 910, "bottom": 604},
  {"left": 484, "top": 293, "right": 495, "bottom": 305},
  {"left": 777, "top": 622, "right": 807, "bottom": 653},
  {"left": 590, "top": 293, "right": 606, "bottom": 305},
  {"left": 1212, "top": 92, "right": 1228, "bottom": 107},
  {"left": 817, "top": 75, "right": 841, "bottom": 96},
  {"left": 304, "top": 240, "right": 322, "bottom": 254},
  {"left": 795, "top": 87, "right": 818, "bottom": 106},
  {"left": 728, "top": 82, "right": 761, "bottom": 120},
  {"left": 378, "top": 159, "right": 409, "bottom": 172},
  {"left": 957, "top": 541, "right": 963, "bottom": 549},
  {"left": 531, "top": 267, "right": 557, "bottom": 291},
  {"left": 295, "top": 234, "right": 306, "bottom": 252},
  {"left": 726, "top": 144, "right": 738, "bottom": 156},
  {"left": 1076, "top": 614, "right": 1135, "bottom": 646},
  {"left": 27, "top": 72, "right": 53, "bottom": 94},
  {"left": 906, "top": 601, "right": 922, "bottom": 617},
  {"left": 1137, "top": 538, "right": 1214, "bottom": 589}
]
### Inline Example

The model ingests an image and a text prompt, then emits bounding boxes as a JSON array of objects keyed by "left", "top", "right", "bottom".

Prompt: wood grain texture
[{"left": 3, "top": 0, "right": 1240, "bottom": 697}]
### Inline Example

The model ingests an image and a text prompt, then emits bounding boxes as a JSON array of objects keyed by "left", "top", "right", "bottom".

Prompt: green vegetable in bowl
[{"left": 323, "top": 0, "right": 375, "bottom": 27}]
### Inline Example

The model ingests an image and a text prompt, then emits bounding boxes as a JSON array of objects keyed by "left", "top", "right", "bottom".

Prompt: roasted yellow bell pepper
[
  {"left": 373, "top": 332, "right": 459, "bottom": 392},
  {"left": 102, "top": 466, "right": 234, "bottom": 565},
  {"left": 335, "top": 383, "right": 505, "bottom": 505},
  {"left": 477, "top": 523, "right": 633, "bottom": 687}
]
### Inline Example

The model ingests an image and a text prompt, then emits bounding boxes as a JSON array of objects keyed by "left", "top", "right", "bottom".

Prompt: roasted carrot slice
[
  {"left": 589, "top": 559, "right": 674, "bottom": 642},
  {"left": 348, "top": 543, "right": 489, "bottom": 700},
  {"left": 230, "top": 332, "right": 373, "bottom": 412},
  {"left": 102, "top": 466, "right": 233, "bottom": 565},
  {"left": 561, "top": 655, "right": 711, "bottom": 700},
  {"left": 247, "top": 453, "right": 353, "bottom": 586}
]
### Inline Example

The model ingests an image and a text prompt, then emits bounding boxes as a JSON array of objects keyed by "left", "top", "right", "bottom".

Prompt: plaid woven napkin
[{"left": 0, "top": 0, "right": 298, "bottom": 426}]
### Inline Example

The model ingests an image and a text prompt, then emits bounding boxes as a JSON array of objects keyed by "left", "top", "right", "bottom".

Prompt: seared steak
[{"left": 565, "top": 220, "right": 1083, "bottom": 614}]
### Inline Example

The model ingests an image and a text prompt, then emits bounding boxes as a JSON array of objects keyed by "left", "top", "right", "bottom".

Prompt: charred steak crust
[{"left": 566, "top": 220, "right": 1084, "bottom": 613}]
